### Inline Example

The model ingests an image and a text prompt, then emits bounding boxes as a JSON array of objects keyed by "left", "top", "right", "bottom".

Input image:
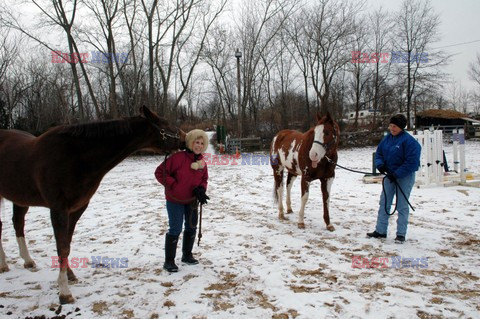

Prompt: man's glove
[
  {"left": 386, "top": 172, "right": 396, "bottom": 182},
  {"left": 193, "top": 186, "right": 210, "bottom": 205},
  {"left": 377, "top": 164, "right": 387, "bottom": 175}
]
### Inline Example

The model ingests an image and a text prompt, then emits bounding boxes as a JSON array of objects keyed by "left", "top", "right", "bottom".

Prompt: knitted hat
[
  {"left": 389, "top": 114, "right": 407, "bottom": 130},
  {"left": 185, "top": 129, "right": 208, "bottom": 170}
]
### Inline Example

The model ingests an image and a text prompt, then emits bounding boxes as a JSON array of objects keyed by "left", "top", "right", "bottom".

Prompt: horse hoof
[
  {"left": 327, "top": 225, "right": 335, "bottom": 231},
  {"left": 279, "top": 215, "right": 288, "bottom": 221},
  {"left": 298, "top": 223, "right": 305, "bottom": 229},
  {"left": 59, "top": 294, "right": 75, "bottom": 304},
  {"left": 286, "top": 209, "right": 294, "bottom": 214},
  {"left": 0, "top": 265, "right": 9, "bottom": 273},
  {"left": 24, "top": 261, "right": 36, "bottom": 269}
]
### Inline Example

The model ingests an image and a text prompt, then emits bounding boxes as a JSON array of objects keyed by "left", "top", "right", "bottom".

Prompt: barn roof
[{"left": 416, "top": 109, "right": 468, "bottom": 119}]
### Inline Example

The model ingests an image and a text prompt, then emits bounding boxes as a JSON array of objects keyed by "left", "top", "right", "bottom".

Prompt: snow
[{"left": 1, "top": 134, "right": 479, "bottom": 318}]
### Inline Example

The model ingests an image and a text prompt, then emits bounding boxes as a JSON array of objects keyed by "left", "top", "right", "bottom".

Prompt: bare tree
[
  {"left": 235, "top": 0, "right": 298, "bottom": 136},
  {"left": 348, "top": 13, "right": 371, "bottom": 128},
  {"left": 163, "top": 0, "right": 227, "bottom": 116},
  {"left": 469, "top": 54, "right": 480, "bottom": 115},
  {"left": 203, "top": 26, "right": 237, "bottom": 128},
  {"left": 140, "top": 0, "right": 226, "bottom": 117},
  {"left": 3, "top": 0, "right": 102, "bottom": 120},
  {"left": 391, "top": 0, "right": 449, "bottom": 128},
  {"left": 469, "top": 53, "right": 480, "bottom": 88},
  {"left": 368, "top": 6, "right": 393, "bottom": 124},
  {"left": 283, "top": 7, "right": 313, "bottom": 129},
  {"left": 140, "top": 0, "right": 159, "bottom": 111},
  {"left": 81, "top": 0, "right": 124, "bottom": 118},
  {"left": 121, "top": 0, "right": 146, "bottom": 115},
  {"left": 0, "top": 27, "right": 22, "bottom": 128},
  {"left": 304, "top": 0, "right": 365, "bottom": 114}
]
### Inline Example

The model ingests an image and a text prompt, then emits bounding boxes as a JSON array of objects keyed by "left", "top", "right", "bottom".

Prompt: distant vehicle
[{"left": 345, "top": 109, "right": 382, "bottom": 125}]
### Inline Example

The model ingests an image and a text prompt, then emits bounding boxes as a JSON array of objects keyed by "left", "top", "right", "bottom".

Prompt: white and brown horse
[{"left": 270, "top": 113, "right": 339, "bottom": 230}]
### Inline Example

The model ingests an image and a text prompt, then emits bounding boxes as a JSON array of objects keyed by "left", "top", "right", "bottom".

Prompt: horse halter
[
  {"left": 159, "top": 128, "right": 180, "bottom": 141},
  {"left": 151, "top": 122, "right": 180, "bottom": 141},
  {"left": 313, "top": 129, "right": 337, "bottom": 152}
]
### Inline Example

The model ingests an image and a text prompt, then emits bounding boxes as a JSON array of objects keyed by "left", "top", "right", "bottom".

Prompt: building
[{"left": 415, "top": 109, "right": 480, "bottom": 138}]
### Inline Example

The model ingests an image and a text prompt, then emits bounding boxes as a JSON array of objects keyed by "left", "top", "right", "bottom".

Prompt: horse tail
[
  {"left": 0, "top": 196, "right": 3, "bottom": 234},
  {"left": 270, "top": 135, "right": 283, "bottom": 205}
]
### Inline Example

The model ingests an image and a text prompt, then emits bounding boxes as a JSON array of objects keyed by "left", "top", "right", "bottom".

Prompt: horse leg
[
  {"left": 286, "top": 173, "right": 296, "bottom": 214},
  {"left": 65, "top": 205, "right": 88, "bottom": 283},
  {"left": 12, "top": 204, "right": 36, "bottom": 268},
  {"left": 0, "top": 199, "right": 8, "bottom": 272},
  {"left": 321, "top": 177, "right": 335, "bottom": 231},
  {"left": 297, "top": 177, "right": 310, "bottom": 229},
  {"left": 273, "top": 165, "right": 286, "bottom": 220},
  {"left": 50, "top": 209, "right": 75, "bottom": 304}
]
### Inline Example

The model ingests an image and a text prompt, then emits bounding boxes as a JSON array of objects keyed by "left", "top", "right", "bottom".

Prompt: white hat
[{"left": 185, "top": 129, "right": 209, "bottom": 153}]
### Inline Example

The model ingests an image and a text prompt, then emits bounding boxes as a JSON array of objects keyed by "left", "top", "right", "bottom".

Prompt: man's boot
[
  {"left": 181, "top": 231, "right": 199, "bottom": 265},
  {"left": 163, "top": 234, "right": 179, "bottom": 272}
]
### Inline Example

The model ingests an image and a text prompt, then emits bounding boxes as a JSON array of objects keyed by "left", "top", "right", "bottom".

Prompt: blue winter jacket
[{"left": 375, "top": 131, "right": 421, "bottom": 179}]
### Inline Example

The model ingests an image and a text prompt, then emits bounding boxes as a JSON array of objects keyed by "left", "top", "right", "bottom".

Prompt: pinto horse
[
  {"left": 270, "top": 112, "right": 339, "bottom": 230},
  {"left": 0, "top": 106, "right": 185, "bottom": 304}
]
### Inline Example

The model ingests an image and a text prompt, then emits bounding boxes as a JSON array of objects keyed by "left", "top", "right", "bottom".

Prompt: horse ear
[
  {"left": 141, "top": 106, "right": 157, "bottom": 122},
  {"left": 316, "top": 112, "right": 323, "bottom": 122},
  {"left": 325, "top": 111, "right": 333, "bottom": 122}
]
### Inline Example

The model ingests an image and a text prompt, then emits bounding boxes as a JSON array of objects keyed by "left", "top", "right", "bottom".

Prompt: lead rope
[
  {"left": 325, "top": 156, "right": 415, "bottom": 215},
  {"left": 197, "top": 204, "right": 203, "bottom": 246},
  {"left": 382, "top": 177, "right": 415, "bottom": 215}
]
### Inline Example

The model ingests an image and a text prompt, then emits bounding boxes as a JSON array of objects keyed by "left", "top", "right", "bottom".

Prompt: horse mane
[
  {"left": 303, "top": 126, "right": 315, "bottom": 146},
  {"left": 56, "top": 118, "right": 135, "bottom": 138}
]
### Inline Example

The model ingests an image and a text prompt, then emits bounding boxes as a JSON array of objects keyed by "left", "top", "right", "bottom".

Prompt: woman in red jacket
[{"left": 155, "top": 129, "right": 209, "bottom": 272}]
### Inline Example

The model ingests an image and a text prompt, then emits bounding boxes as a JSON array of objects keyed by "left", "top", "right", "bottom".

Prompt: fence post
[
  {"left": 459, "top": 128, "right": 466, "bottom": 183},
  {"left": 452, "top": 129, "right": 459, "bottom": 173}
]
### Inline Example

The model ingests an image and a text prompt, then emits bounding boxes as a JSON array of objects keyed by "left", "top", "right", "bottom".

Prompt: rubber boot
[
  {"left": 163, "top": 234, "right": 179, "bottom": 272},
  {"left": 181, "top": 231, "right": 199, "bottom": 265}
]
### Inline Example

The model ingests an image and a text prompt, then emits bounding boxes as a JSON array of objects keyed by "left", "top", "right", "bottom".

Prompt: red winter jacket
[{"left": 155, "top": 151, "right": 208, "bottom": 204}]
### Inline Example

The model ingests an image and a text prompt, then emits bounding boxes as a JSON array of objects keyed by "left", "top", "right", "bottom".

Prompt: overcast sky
[{"left": 366, "top": 0, "right": 480, "bottom": 92}]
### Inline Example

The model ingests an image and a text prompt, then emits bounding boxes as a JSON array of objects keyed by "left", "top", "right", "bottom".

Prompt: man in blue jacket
[{"left": 367, "top": 114, "right": 421, "bottom": 243}]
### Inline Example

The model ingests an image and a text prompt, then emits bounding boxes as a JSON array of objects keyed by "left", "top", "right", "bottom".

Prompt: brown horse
[
  {"left": 0, "top": 106, "right": 185, "bottom": 304},
  {"left": 270, "top": 112, "right": 339, "bottom": 230}
]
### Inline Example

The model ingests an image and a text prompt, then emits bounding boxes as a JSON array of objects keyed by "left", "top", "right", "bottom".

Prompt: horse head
[
  {"left": 141, "top": 106, "right": 186, "bottom": 152},
  {"left": 308, "top": 112, "right": 338, "bottom": 168}
]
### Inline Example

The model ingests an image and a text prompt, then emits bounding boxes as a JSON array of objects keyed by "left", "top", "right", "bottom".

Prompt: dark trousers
[{"left": 166, "top": 201, "right": 198, "bottom": 236}]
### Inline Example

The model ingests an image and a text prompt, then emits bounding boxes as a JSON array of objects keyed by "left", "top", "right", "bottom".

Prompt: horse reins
[{"left": 324, "top": 155, "right": 415, "bottom": 215}]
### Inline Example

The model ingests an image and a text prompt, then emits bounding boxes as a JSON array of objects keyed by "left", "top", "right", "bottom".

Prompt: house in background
[{"left": 415, "top": 109, "right": 480, "bottom": 138}]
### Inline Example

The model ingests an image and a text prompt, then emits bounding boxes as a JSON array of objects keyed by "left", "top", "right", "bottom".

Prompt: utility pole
[{"left": 235, "top": 48, "right": 242, "bottom": 137}]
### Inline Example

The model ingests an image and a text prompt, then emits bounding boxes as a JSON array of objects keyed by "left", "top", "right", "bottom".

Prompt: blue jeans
[
  {"left": 375, "top": 172, "right": 416, "bottom": 237},
  {"left": 166, "top": 201, "right": 198, "bottom": 236}
]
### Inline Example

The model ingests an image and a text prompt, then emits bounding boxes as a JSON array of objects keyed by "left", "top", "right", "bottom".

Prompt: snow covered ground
[{"left": 0, "top": 136, "right": 479, "bottom": 318}]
